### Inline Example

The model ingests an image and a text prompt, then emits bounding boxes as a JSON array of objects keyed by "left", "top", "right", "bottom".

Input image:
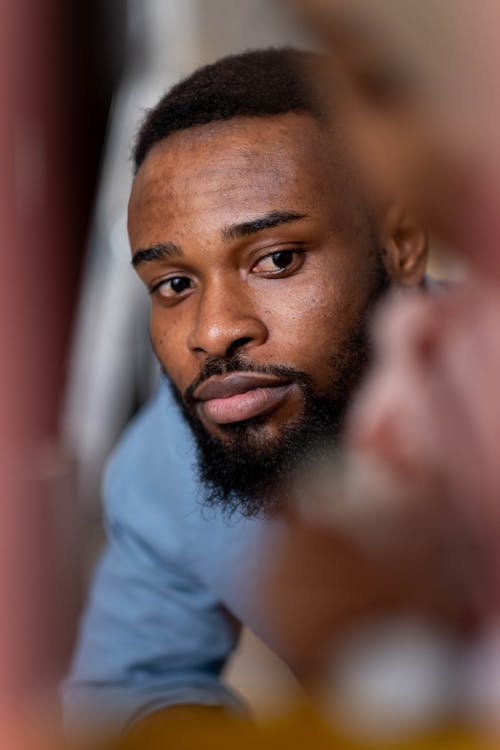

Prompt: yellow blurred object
[{"left": 109, "top": 705, "right": 494, "bottom": 750}]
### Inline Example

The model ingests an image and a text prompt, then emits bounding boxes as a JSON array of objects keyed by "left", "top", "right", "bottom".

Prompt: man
[{"left": 64, "top": 48, "right": 427, "bottom": 735}]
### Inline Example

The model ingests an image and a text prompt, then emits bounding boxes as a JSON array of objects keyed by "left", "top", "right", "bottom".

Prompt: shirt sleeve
[{"left": 62, "top": 386, "right": 243, "bottom": 735}]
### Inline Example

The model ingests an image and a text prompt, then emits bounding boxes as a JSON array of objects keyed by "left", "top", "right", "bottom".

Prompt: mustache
[{"left": 182, "top": 353, "right": 312, "bottom": 405}]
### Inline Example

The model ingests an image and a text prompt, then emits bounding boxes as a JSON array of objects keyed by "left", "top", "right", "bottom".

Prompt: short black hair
[{"left": 133, "top": 47, "right": 327, "bottom": 171}]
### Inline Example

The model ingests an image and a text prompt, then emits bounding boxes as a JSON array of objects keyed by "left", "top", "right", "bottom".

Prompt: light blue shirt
[{"left": 63, "top": 380, "right": 289, "bottom": 731}]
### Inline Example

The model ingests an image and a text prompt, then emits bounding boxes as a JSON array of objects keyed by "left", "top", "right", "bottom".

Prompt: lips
[{"left": 193, "top": 373, "right": 294, "bottom": 425}]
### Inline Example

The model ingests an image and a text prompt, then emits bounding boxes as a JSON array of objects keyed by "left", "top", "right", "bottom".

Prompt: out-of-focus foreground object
[
  {"left": 109, "top": 702, "right": 488, "bottom": 750},
  {"left": 292, "top": 0, "right": 500, "bottom": 274},
  {"left": 0, "top": 4, "right": 126, "bottom": 750},
  {"left": 278, "top": 0, "right": 500, "bottom": 744},
  {"left": 0, "top": 0, "right": 95, "bottom": 725}
]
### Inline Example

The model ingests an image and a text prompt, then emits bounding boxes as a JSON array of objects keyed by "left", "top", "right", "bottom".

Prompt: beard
[{"left": 164, "top": 262, "right": 390, "bottom": 518}]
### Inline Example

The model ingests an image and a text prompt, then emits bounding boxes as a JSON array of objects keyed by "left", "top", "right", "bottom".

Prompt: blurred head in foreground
[
  {"left": 286, "top": 2, "right": 500, "bottom": 518},
  {"left": 128, "top": 48, "right": 427, "bottom": 517},
  {"left": 292, "top": 0, "right": 500, "bottom": 274},
  {"left": 285, "top": 0, "right": 500, "bottom": 686}
]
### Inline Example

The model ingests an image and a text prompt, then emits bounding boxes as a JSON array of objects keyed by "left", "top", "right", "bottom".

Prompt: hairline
[{"left": 133, "top": 109, "right": 329, "bottom": 176}]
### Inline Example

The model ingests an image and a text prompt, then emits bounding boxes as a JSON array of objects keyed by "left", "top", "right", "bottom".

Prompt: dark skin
[
  {"left": 125, "top": 112, "right": 428, "bottom": 735},
  {"left": 129, "top": 112, "right": 426, "bottom": 447}
]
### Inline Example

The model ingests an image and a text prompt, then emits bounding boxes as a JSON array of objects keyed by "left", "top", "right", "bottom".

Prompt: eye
[
  {"left": 150, "top": 275, "right": 193, "bottom": 300},
  {"left": 253, "top": 249, "right": 305, "bottom": 276}
]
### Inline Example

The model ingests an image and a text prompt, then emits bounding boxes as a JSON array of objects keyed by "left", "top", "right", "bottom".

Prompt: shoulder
[
  {"left": 100, "top": 380, "right": 263, "bottom": 589},
  {"left": 107, "top": 380, "right": 194, "bottom": 473},
  {"left": 103, "top": 380, "right": 200, "bottom": 534}
]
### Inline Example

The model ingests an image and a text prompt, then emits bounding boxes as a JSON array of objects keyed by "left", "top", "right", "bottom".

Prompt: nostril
[{"left": 227, "top": 337, "right": 253, "bottom": 356}]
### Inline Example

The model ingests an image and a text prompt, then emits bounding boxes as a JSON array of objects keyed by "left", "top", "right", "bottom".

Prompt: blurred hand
[{"left": 348, "top": 278, "right": 500, "bottom": 616}]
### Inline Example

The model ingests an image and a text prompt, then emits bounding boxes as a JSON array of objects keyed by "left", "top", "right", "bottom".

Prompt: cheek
[
  {"left": 265, "top": 271, "right": 366, "bottom": 359},
  {"left": 149, "top": 312, "right": 190, "bottom": 389}
]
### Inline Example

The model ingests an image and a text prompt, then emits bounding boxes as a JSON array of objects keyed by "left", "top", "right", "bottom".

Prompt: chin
[{"left": 208, "top": 409, "right": 304, "bottom": 446}]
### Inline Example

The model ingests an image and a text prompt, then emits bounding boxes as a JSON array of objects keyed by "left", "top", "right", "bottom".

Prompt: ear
[{"left": 379, "top": 203, "right": 428, "bottom": 286}]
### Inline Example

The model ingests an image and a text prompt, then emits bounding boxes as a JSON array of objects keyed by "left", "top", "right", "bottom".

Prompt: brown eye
[
  {"left": 271, "top": 250, "right": 294, "bottom": 269},
  {"left": 253, "top": 248, "right": 305, "bottom": 276},
  {"left": 151, "top": 275, "right": 193, "bottom": 300},
  {"left": 169, "top": 277, "right": 191, "bottom": 294}
]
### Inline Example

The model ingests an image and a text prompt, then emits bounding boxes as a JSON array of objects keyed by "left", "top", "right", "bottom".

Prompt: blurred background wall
[{"left": 1, "top": 0, "right": 314, "bottom": 718}]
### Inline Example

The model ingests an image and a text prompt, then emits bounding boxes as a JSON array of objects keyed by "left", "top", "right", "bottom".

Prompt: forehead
[{"left": 128, "top": 114, "right": 337, "bottom": 243}]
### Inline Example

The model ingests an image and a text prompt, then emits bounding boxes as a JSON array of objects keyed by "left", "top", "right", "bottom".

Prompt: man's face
[{"left": 128, "top": 112, "right": 387, "bottom": 514}]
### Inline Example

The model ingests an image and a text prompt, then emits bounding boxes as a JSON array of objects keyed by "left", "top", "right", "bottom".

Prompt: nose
[{"left": 187, "top": 278, "right": 268, "bottom": 359}]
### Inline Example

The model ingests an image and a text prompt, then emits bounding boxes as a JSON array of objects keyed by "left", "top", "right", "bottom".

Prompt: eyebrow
[
  {"left": 221, "top": 210, "right": 308, "bottom": 241},
  {"left": 131, "top": 210, "right": 308, "bottom": 267},
  {"left": 131, "top": 241, "right": 183, "bottom": 268}
]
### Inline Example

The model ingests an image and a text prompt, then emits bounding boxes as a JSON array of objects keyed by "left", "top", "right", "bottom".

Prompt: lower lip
[{"left": 198, "top": 384, "right": 294, "bottom": 425}]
